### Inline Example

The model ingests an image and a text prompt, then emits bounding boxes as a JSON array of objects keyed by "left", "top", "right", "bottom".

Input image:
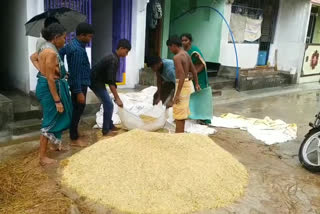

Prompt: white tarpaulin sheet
[{"left": 211, "top": 113, "right": 297, "bottom": 145}]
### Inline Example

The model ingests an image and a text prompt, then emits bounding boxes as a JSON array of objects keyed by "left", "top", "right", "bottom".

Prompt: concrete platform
[{"left": 0, "top": 93, "right": 13, "bottom": 144}]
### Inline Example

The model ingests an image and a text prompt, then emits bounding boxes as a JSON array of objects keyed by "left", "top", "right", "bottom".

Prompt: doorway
[
  {"left": 145, "top": 0, "right": 164, "bottom": 60},
  {"left": 91, "top": 0, "right": 113, "bottom": 65}
]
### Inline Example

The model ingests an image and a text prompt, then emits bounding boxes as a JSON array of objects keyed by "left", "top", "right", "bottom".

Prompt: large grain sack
[
  {"left": 61, "top": 130, "right": 248, "bottom": 214},
  {"left": 118, "top": 102, "right": 166, "bottom": 131}
]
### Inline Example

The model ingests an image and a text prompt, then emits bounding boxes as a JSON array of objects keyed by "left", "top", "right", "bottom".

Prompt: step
[
  {"left": 14, "top": 110, "right": 42, "bottom": 121},
  {"left": 10, "top": 119, "right": 42, "bottom": 136},
  {"left": 237, "top": 73, "right": 291, "bottom": 91},
  {"left": 217, "top": 66, "right": 237, "bottom": 79},
  {"left": 212, "top": 90, "right": 222, "bottom": 97},
  {"left": 209, "top": 77, "right": 235, "bottom": 90},
  {"left": 207, "top": 69, "right": 218, "bottom": 77}
]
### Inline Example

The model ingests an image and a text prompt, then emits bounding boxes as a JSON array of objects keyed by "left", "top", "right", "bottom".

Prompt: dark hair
[
  {"left": 76, "top": 22, "right": 94, "bottom": 36},
  {"left": 180, "top": 33, "right": 193, "bottom": 42},
  {"left": 44, "top": 17, "right": 60, "bottom": 28},
  {"left": 166, "top": 35, "right": 182, "bottom": 47},
  {"left": 147, "top": 56, "right": 162, "bottom": 67},
  {"left": 41, "top": 23, "right": 66, "bottom": 41},
  {"left": 117, "top": 39, "right": 131, "bottom": 50}
]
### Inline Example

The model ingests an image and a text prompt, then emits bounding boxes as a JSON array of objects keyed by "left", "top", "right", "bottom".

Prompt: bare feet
[
  {"left": 40, "top": 157, "right": 57, "bottom": 166},
  {"left": 70, "top": 139, "right": 88, "bottom": 147}
]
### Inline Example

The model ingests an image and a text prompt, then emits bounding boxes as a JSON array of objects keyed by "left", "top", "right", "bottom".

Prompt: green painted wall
[{"left": 166, "top": 0, "right": 224, "bottom": 62}]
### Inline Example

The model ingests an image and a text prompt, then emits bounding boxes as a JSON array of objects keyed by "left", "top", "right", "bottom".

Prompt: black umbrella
[{"left": 25, "top": 7, "right": 87, "bottom": 37}]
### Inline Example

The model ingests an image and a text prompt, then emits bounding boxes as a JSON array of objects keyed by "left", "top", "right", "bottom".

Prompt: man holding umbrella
[{"left": 59, "top": 22, "right": 94, "bottom": 147}]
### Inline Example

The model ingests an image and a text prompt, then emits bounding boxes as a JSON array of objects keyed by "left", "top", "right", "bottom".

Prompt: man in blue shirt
[
  {"left": 147, "top": 56, "right": 176, "bottom": 106},
  {"left": 59, "top": 22, "right": 94, "bottom": 147}
]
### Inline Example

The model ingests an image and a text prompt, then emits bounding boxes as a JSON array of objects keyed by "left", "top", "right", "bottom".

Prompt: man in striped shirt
[{"left": 59, "top": 22, "right": 94, "bottom": 147}]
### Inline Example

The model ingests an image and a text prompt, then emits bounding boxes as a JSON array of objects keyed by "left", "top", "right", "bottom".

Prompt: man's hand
[
  {"left": 77, "top": 93, "right": 86, "bottom": 104},
  {"left": 195, "top": 84, "right": 201, "bottom": 91},
  {"left": 154, "top": 96, "right": 161, "bottom": 105},
  {"left": 166, "top": 100, "right": 173, "bottom": 108},
  {"left": 115, "top": 98, "right": 123, "bottom": 108},
  {"left": 55, "top": 102, "right": 64, "bottom": 113},
  {"left": 173, "top": 95, "right": 180, "bottom": 105}
]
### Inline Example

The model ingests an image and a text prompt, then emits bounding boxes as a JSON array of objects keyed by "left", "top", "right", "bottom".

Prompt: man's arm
[
  {"left": 68, "top": 50, "right": 82, "bottom": 94},
  {"left": 44, "top": 51, "right": 64, "bottom": 113},
  {"left": 108, "top": 57, "right": 123, "bottom": 107},
  {"left": 173, "top": 56, "right": 185, "bottom": 104},
  {"left": 109, "top": 84, "right": 123, "bottom": 107},
  {"left": 68, "top": 50, "right": 86, "bottom": 103},
  {"left": 30, "top": 52, "right": 40, "bottom": 71},
  {"left": 155, "top": 71, "right": 162, "bottom": 104}
]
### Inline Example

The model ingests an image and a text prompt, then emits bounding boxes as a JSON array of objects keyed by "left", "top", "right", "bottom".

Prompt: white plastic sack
[
  {"left": 94, "top": 103, "right": 121, "bottom": 129},
  {"left": 119, "top": 102, "right": 167, "bottom": 131}
]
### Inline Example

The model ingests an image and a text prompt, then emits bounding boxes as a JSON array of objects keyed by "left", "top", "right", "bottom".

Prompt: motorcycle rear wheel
[{"left": 299, "top": 128, "right": 320, "bottom": 172}]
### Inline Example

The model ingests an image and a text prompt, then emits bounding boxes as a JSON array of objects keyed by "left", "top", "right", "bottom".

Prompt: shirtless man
[
  {"left": 166, "top": 36, "right": 200, "bottom": 133},
  {"left": 31, "top": 24, "right": 72, "bottom": 165}
]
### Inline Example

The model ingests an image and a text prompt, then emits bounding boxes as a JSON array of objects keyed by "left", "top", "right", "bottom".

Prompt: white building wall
[
  {"left": 219, "top": 4, "right": 260, "bottom": 68},
  {"left": 27, "top": 0, "right": 45, "bottom": 92},
  {"left": 7, "top": 0, "right": 30, "bottom": 93},
  {"left": 268, "top": 0, "right": 311, "bottom": 83},
  {"left": 122, "top": 0, "right": 149, "bottom": 88},
  {"left": 219, "top": 0, "right": 311, "bottom": 79}
]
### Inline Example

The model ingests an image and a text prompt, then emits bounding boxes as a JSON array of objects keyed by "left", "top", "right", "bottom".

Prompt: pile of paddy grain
[{"left": 61, "top": 129, "right": 248, "bottom": 214}]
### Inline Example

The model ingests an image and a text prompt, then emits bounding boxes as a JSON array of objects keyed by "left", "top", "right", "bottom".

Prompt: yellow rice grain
[
  {"left": 61, "top": 129, "right": 248, "bottom": 214},
  {"left": 139, "top": 115, "right": 157, "bottom": 123}
]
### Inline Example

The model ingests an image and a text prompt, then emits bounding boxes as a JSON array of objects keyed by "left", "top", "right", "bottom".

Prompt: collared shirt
[
  {"left": 90, "top": 53, "right": 120, "bottom": 88},
  {"left": 59, "top": 38, "right": 91, "bottom": 94},
  {"left": 161, "top": 59, "right": 176, "bottom": 83}
]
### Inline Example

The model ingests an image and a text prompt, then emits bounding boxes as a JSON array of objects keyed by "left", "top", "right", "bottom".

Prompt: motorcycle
[{"left": 299, "top": 112, "right": 320, "bottom": 172}]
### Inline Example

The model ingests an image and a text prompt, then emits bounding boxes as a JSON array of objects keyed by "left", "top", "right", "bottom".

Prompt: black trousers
[{"left": 69, "top": 86, "right": 88, "bottom": 140}]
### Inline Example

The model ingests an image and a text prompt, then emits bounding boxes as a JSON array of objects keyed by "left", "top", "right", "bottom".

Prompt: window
[
  {"left": 306, "top": 7, "right": 319, "bottom": 44},
  {"left": 229, "top": 0, "right": 279, "bottom": 44}
]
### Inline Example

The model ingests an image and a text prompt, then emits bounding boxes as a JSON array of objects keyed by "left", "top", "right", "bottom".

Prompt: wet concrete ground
[
  {"left": 1, "top": 90, "right": 320, "bottom": 214},
  {"left": 211, "top": 91, "right": 320, "bottom": 214}
]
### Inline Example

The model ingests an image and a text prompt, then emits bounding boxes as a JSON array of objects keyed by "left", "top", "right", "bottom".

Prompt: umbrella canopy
[{"left": 25, "top": 7, "right": 87, "bottom": 37}]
